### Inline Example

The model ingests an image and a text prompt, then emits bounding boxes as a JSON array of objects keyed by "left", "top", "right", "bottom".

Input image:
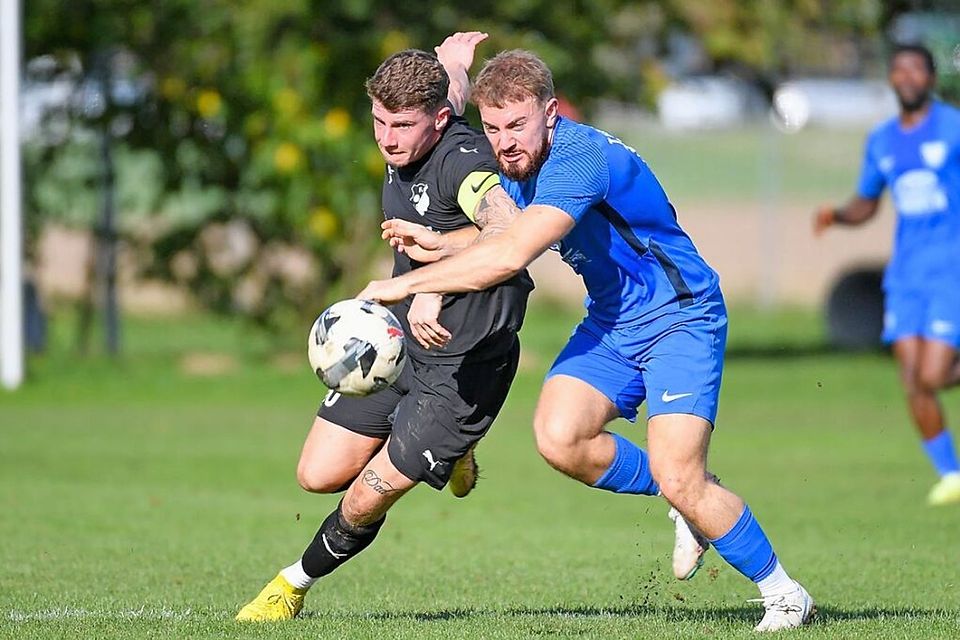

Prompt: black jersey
[{"left": 381, "top": 115, "right": 534, "bottom": 362}]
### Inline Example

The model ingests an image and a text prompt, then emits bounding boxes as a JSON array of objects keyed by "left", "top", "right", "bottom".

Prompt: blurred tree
[
  {"left": 26, "top": 0, "right": 678, "bottom": 330},
  {"left": 880, "top": 0, "right": 960, "bottom": 102},
  {"left": 25, "top": 0, "right": 390, "bottom": 330},
  {"left": 25, "top": 0, "right": 922, "bottom": 331},
  {"left": 660, "top": 0, "right": 886, "bottom": 94}
]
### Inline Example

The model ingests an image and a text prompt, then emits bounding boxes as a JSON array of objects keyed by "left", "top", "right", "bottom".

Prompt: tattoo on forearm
[
  {"left": 474, "top": 187, "right": 522, "bottom": 243},
  {"left": 362, "top": 469, "right": 397, "bottom": 495}
]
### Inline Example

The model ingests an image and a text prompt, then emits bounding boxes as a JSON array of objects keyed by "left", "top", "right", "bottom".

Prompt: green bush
[{"left": 24, "top": 0, "right": 890, "bottom": 329}]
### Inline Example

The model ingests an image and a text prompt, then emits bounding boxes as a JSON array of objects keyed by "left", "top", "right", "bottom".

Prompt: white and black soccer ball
[{"left": 307, "top": 299, "right": 406, "bottom": 396}]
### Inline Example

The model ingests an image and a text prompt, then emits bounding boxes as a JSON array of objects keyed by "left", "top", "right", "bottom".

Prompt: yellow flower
[
  {"left": 380, "top": 31, "right": 411, "bottom": 59},
  {"left": 308, "top": 207, "right": 339, "bottom": 240},
  {"left": 196, "top": 90, "right": 223, "bottom": 118},
  {"left": 323, "top": 108, "right": 351, "bottom": 139},
  {"left": 161, "top": 77, "right": 186, "bottom": 100},
  {"left": 274, "top": 142, "right": 304, "bottom": 173},
  {"left": 273, "top": 88, "right": 303, "bottom": 118}
]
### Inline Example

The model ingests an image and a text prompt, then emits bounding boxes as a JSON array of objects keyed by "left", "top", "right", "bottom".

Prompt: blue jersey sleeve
[
  {"left": 501, "top": 178, "right": 522, "bottom": 204},
  {"left": 531, "top": 140, "right": 609, "bottom": 221},
  {"left": 856, "top": 134, "right": 886, "bottom": 199}
]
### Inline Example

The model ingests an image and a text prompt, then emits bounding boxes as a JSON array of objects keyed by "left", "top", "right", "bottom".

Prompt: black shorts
[{"left": 317, "top": 339, "right": 520, "bottom": 490}]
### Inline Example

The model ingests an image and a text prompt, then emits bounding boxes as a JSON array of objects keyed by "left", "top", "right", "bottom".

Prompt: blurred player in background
[
  {"left": 361, "top": 49, "right": 815, "bottom": 632},
  {"left": 236, "top": 33, "right": 535, "bottom": 621},
  {"left": 814, "top": 44, "right": 960, "bottom": 506}
]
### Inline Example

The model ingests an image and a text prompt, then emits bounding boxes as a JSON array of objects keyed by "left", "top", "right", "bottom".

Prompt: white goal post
[{"left": 1, "top": 0, "right": 24, "bottom": 390}]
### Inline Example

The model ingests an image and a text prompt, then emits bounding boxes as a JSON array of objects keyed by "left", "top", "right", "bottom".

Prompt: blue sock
[
  {"left": 923, "top": 429, "right": 960, "bottom": 477},
  {"left": 592, "top": 432, "right": 659, "bottom": 495},
  {"left": 710, "top": 505, "right": 778, "bottom": 582}
]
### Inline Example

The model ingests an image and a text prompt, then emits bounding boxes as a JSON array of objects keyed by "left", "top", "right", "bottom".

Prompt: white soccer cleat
[
  {"left": 927, "top": 472, "right": 960, "bottom": 506},
  {"left": 668, "top": 507, "right": 710, "bottom": 580},
  {"left": 751, "top": 581, "right": 816, "bottom": 632}
]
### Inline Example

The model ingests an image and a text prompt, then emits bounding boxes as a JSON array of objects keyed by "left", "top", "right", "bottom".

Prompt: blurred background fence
[{"left": 7, "top": 0, "right": 960, "bottom": 363}]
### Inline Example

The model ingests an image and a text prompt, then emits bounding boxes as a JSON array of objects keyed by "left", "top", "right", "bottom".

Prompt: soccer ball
[{"left": 307, "top": 299, "right": 406, "bottom": 396}]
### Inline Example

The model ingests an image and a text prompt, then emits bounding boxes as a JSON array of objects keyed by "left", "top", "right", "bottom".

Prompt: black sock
[{"left": 300, "top": 501, "right": 386, "bottom": 578}]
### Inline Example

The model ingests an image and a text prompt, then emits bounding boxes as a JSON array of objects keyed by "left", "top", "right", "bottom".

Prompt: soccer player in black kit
[{"left": 236, "top": 32, "right": 533, "bottom": 621}]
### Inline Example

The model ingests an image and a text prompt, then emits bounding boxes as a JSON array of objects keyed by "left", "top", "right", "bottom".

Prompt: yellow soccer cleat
[
  {"left": 449, "top": 446, "right": 479, "bottom": 498},
  {"left": 236, "top": 574, "right": 307, "bottom": 622},
  {"left": 927, "top": 472, "right": 960, "bottom": 507}
]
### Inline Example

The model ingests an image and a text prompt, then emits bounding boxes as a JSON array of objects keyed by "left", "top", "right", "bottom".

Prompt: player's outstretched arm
[
  {"left": 381, "top": 185, "right": 521, "bottom": 262},
  {"left": 381, "top": 220, "right": 479, "bottom": 263},
  {"left": 436, "top": 31, "right": 488, "bottom": 116},
  {"left": 358, "top": 204, "right": 574, "bottom": 303},
  {"left": 473, "top": 185, "right": 523, "bottom": 242},
  {"left": 812, "top": 196, "right": 880, "bottom": 236},
  {"left": 379, "top": 181, "right": 511, "bottom": 347}
]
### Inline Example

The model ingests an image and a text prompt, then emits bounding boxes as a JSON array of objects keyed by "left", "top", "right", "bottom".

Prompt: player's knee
[
  {"left": 535, "top": 439, "right": 572, "bottom": 475},
  {"left": 901, "top": 377, "right": 919, "bottom": 396},
  {"left": 651, "top": 462, "right": 705, "bottom": 511},
  {"left": 533, "top": 415, "right": 578, "bottom": 469},
  {"left": 899, "top": 363, "right": 926, "bottom": 395},
  {"left": 917, "top": 367, "right": 948, "bottom": 394},
  {"left": 656, "top": 477, "right": 697, "bottom": 512},
  {"left": 297, "top": 465, "right": 352, "bottom": 494}
]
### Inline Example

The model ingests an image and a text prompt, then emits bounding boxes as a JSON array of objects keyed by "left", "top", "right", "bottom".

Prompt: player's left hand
[
  {"left": 356, "top": 278, "right": 410, "bottom": 305},
  {"left": 407, "top": 293, "right": 451, "bottom": 349},
  {"left": 812, "top": 205, "right": 835, "bottom": 236},
  {"left": 435, "top": 32, "right": 488, "bottom": 73}
]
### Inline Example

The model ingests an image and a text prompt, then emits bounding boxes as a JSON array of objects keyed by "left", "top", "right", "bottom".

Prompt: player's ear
[
  {"left": 435, "top": 104, "right": 452, "bottom": 131},
  {"left": 544, "top": 98, "right": 559, "bottom": 128}
]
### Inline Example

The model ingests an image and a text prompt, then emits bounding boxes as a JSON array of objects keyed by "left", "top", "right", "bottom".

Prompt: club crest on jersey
[
  {"left": 878, "top": 155, "right": 894, "bottom": 175},
  {"left": 921, "top": 141, "right": 947, "bottom": 170},
  {"left": 410, "top": 183, "right": 430, "bottom": 215}
]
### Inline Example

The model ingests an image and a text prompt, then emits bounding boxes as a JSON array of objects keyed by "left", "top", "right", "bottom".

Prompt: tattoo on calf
[{"left": 362, "top": 469, "right": 398, "bottom": 495}]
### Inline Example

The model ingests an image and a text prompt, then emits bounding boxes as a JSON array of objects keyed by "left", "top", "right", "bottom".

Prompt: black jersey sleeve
[{"left": 435, "top": 120, "right": 501, "bottom": 219}]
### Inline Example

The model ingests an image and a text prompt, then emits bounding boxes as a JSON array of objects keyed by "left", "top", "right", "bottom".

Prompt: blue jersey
[
  {"left": 858, "top": 100, "right": 960, "bottom": 291},
  {"left": 501, "top": 117, "right": 720, "bottom": 327}
]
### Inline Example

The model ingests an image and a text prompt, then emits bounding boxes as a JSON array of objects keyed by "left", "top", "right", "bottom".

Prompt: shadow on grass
[{"left": 303, "top": 603, "right": 952, "bottom": 625}]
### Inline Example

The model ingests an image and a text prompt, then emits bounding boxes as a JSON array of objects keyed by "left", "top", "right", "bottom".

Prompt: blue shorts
[
  {"left": 546, "top": 295, "right": 728, "bottom": 425},
  {"left": 883, "top": 286, "right": 960, "bottom": 348}
]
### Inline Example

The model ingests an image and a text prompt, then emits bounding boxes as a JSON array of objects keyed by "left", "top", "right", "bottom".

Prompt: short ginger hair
[{"left": 472, "top": 50, "right": 555, "bottom": 108}]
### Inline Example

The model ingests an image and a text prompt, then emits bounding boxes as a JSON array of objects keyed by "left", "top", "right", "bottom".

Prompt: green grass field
[{"left": 3, "top": 304, "right": 960, "bottom": 639}]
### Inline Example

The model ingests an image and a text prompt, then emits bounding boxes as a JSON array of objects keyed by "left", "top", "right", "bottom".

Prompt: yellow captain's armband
[{"left": 457, "top": 171, "right": 500, "bottom": 222}]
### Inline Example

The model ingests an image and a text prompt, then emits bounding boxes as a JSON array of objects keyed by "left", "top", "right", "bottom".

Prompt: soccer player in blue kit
[
  {"left": 814, "top": 44, "right": 960, "bottom": 506},
  {"left": 360, "top": 49, "right": 815, "bottom": 632}
]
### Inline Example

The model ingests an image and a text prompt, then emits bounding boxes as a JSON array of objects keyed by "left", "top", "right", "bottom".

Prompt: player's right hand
[
  {"left": 812, "top": 205, "right": 835, "bottom": 236},
  {"left": 381, "top": 219, "right": 444, "bottom": 262},
  {"left": 407, "top": 293, "right": 452, "bottom": 349},
  {"left": 356, "top": 278, "right": 409, "bottom": 305}
]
